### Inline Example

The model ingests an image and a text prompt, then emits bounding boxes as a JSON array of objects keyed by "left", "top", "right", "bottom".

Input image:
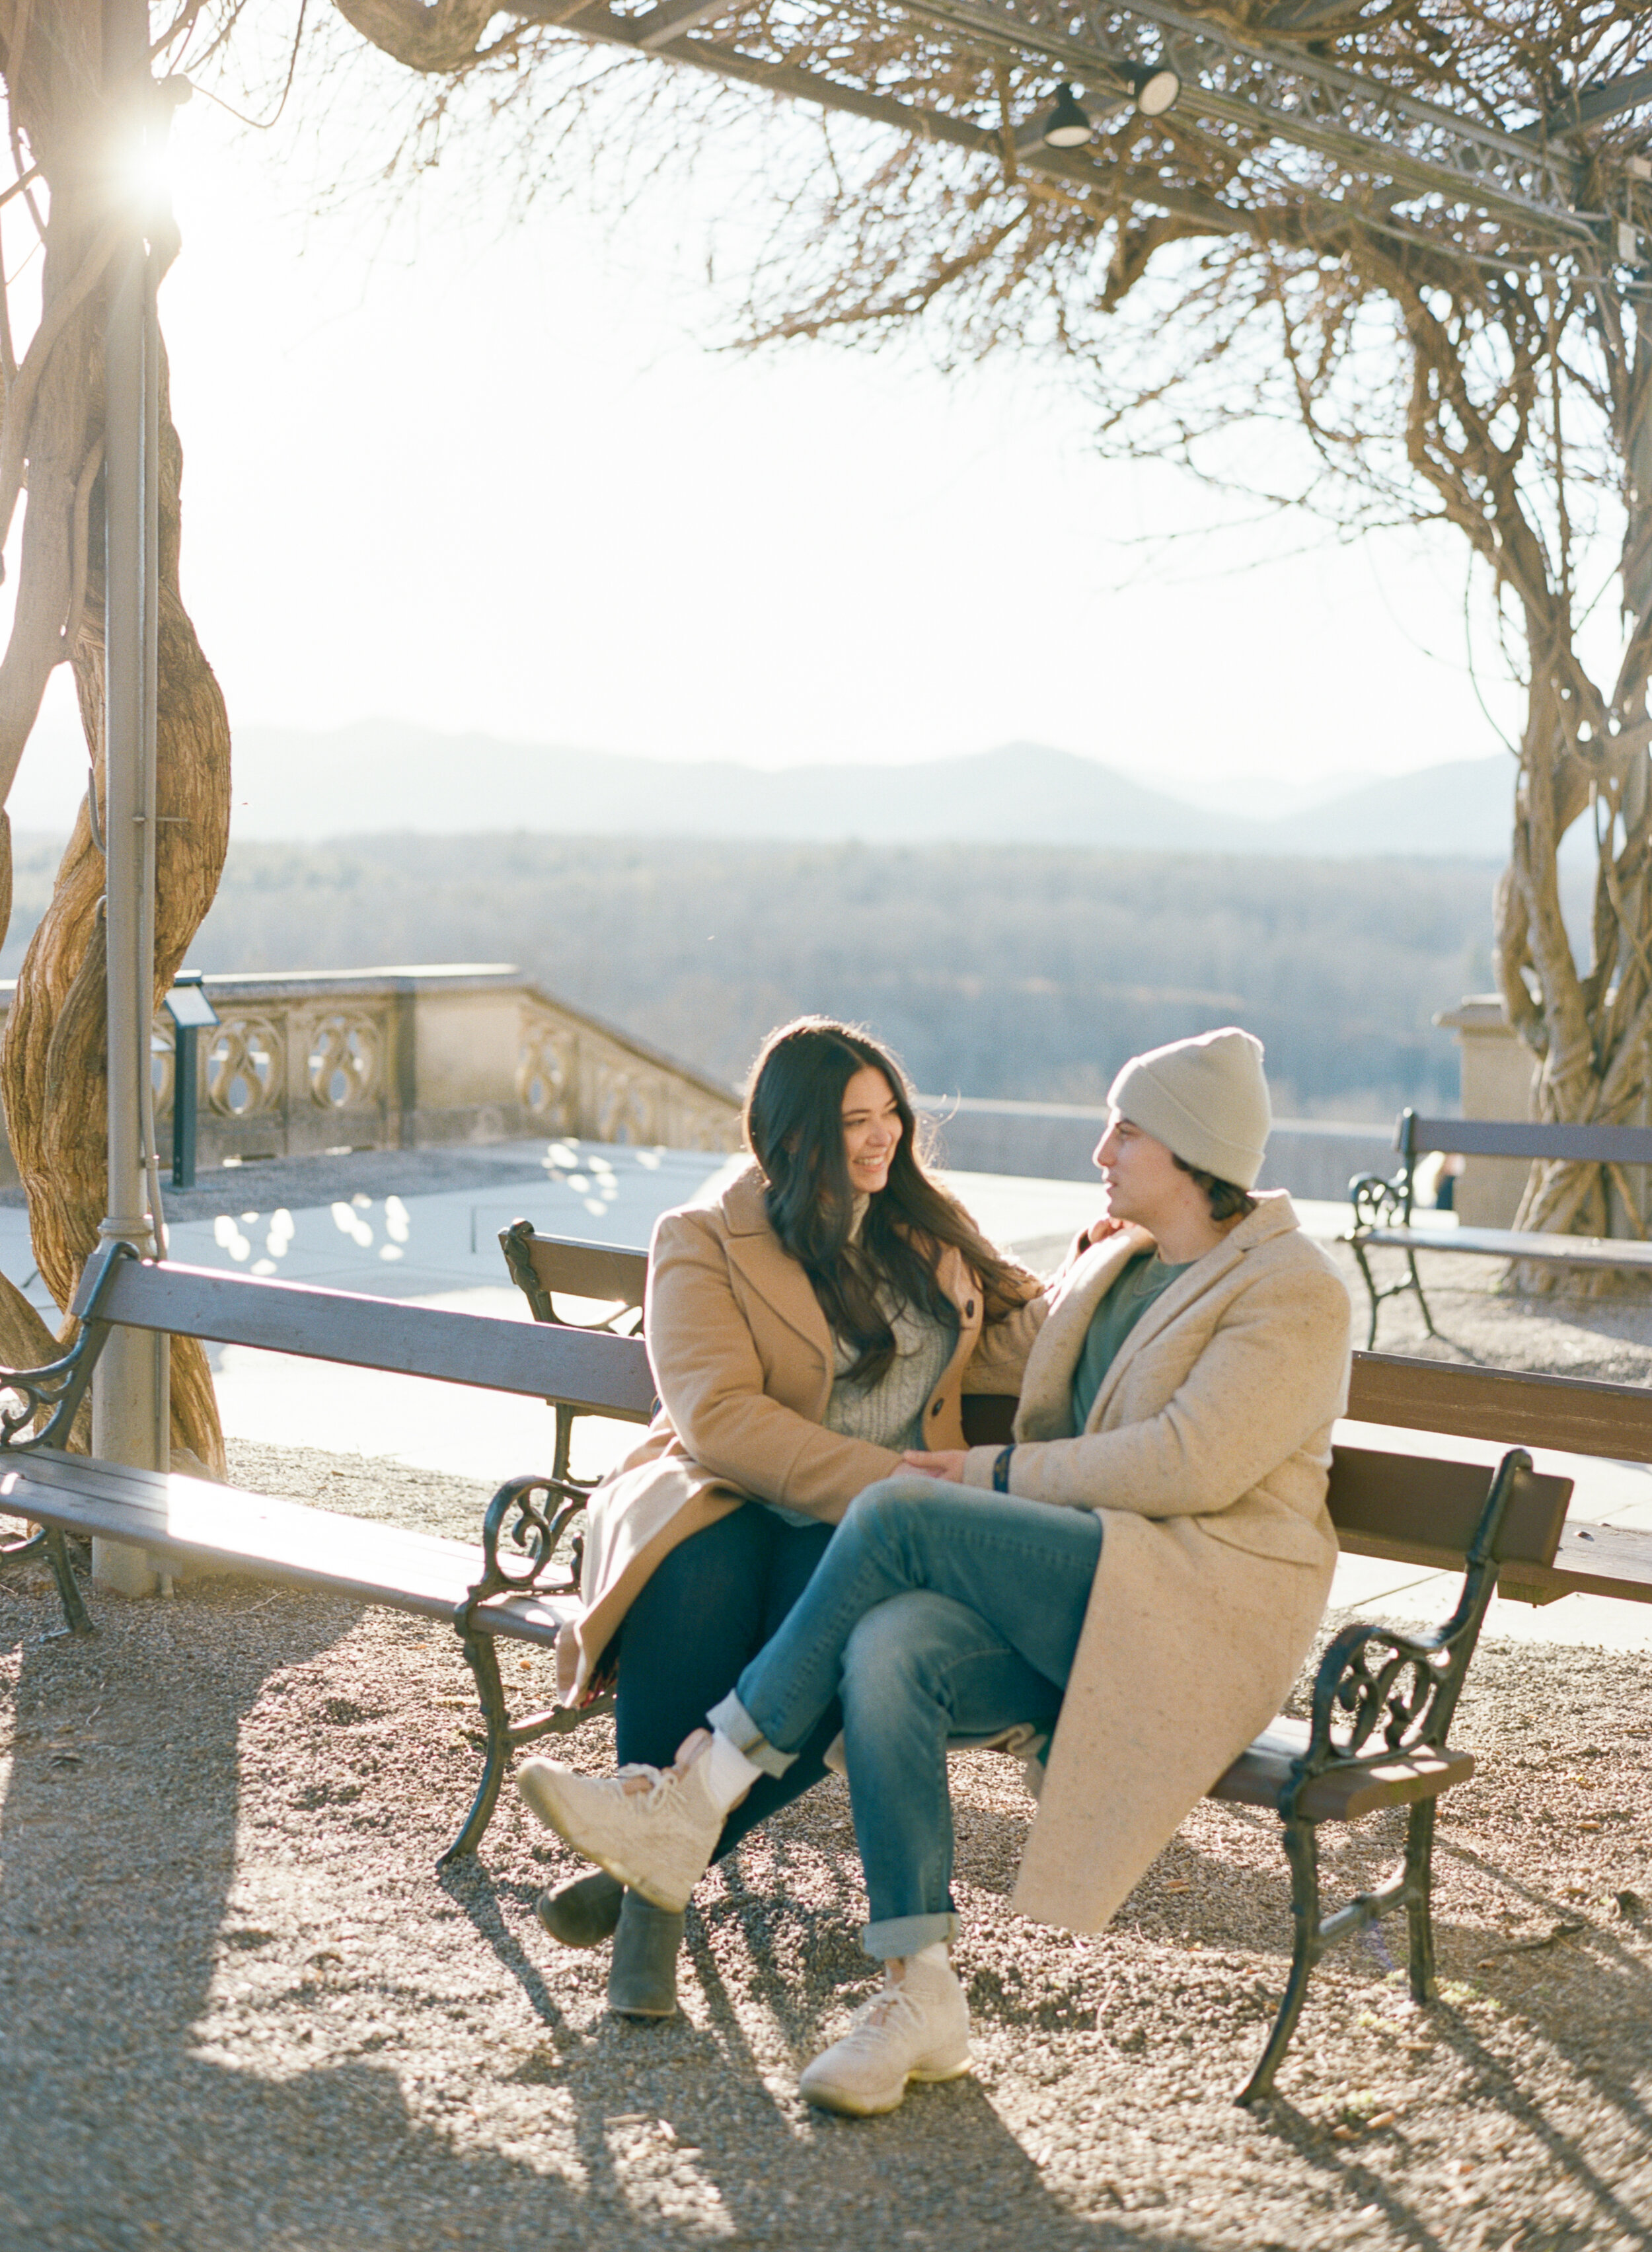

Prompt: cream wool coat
[
  {"left": 556, "top": 1167, "right": 995, "bottom": 1701},
  {"left": 956, "top": 1191, "right": 1353, "bottom": 1935}
]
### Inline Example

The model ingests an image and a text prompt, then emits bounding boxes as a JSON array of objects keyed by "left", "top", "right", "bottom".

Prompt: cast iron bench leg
[
  {"left": 551, "top": 1400, "right": 576, "bottom": 1487},
  {"left": 440, "top": 1626, "right": 511, "bottom": 1867},
  {"left": 1349, "top": 1237, "right": 1438, "bottom": 1351},
  {"left": 1407, "top": 1250, "right": 1439, "bottom": 1342},
  {"left": 43, "top": 1526, "right": 94, "bottom": 1635},
  {"left": 1238, "top": 1810, "right": 1321, "bottom": 2105},
  {"left": 4, "top": 1522, "right": 95, "bottom": 1635},
  {"left": 1406, "top": 1798, "right": 1439, "bottom": 2002},
  {"left": 1351, "top": 1240, "right": 1382, "bottom": 1350}
]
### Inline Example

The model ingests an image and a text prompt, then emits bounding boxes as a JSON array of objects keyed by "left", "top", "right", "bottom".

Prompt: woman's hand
[
  {"left": 1079, "top": 1213, "right": 1129, "bottom": 1252},
  {"left": 901, "top": 1448, "right": 970, "bottom": 1481}
]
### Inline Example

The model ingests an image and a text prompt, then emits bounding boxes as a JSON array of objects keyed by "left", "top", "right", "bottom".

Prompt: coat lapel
[{"left": 717, "top": 1168, "right": 835, "bottom": 1363}]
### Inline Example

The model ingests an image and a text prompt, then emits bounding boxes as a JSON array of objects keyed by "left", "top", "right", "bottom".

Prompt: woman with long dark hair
[{"left": 537, "top": 1016, "right": 1037, "bottom": 2019}]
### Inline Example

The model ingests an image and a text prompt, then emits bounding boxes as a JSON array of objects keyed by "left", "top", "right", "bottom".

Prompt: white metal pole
[{"left": 91, "top": 1, "right": 168, "bottom": 1594}]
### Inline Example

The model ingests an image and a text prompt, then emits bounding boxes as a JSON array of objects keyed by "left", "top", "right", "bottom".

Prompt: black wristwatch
[{"left": 992, "top": 1445, "right": 1016, "bottom": 1493}]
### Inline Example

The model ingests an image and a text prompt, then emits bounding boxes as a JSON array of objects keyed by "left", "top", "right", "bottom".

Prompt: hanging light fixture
[
  {"left": 1121, "top": 58, "right": 1181, "bottom": 117},
  {"left": 1040, "top": 83, "right": 1094, "bottom": 147}
]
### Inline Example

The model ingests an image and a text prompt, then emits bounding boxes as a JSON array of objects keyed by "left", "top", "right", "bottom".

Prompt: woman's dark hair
[
  {"left": 745, "top": 1017, "right": 1037, "bottom": 1383},
  {"left": 1172, "top": 1153, "right": 1258, "bottom": 1224}
]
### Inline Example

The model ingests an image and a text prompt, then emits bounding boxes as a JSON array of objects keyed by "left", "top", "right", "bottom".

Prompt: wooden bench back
[
  {"left": 1403, "top": 1111, "right": 1652, "bottom": 1168},
  {"left": 70, "top": 1253, "right": 657, "bottom": 1421},
  {"left": 499, "top": 1223, "right": 648, "bottom": 1324},
  {"left": 1349, "top": 1350, "right": 1652, "bottom": 1465}
]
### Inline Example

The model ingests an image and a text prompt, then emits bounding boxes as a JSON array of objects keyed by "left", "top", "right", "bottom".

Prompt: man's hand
[{"left": 901, "top": 1448, "right": 970, "bottom": 1481}]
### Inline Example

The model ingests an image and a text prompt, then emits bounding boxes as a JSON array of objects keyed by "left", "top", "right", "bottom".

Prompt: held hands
[{"left": 901, "top": 1448, "right": 970, "bottom": 1481}]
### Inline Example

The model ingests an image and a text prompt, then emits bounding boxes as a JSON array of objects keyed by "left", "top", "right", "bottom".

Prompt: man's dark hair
[{"left": 1172, "top": 1152, "right": 1258, "bottom": 1224}]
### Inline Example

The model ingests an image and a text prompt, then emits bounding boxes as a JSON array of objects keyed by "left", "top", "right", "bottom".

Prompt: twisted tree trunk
[
  {"left": 1491, "top": 336, "right": 1652, "bottom": 1285},
  {"left": 0, "top": 1, "right": 230, "bottom": 1466}
]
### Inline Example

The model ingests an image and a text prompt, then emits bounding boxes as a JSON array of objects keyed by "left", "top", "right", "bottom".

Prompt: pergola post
[{"left": 91, "top": 0, "right": 169, "bottom": 1594}]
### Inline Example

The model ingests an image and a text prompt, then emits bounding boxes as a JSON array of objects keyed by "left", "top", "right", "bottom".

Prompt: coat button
[
  {"left": 965, "top": 1299, "right": 976, "bottom": 1319},
  {"left": 930, "top": 1400, "right": 943, "bottom": 1417}
]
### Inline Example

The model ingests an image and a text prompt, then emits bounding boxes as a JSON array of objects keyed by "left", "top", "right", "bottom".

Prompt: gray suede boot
[
  {"left": 536, "top": 1868, "right": 624, "bottom": 1948},
  {"left": 607, "top": 1889, "right": 685, "bottom": 2019}
]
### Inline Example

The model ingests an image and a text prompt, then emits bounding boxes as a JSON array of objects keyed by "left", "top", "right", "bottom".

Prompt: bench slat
[
  {"left": 1213, "top": 1717, "right": 1476, "bottom": 1822},
  {"left": 1327, "top": 1445, "right": 1570, "bottom": 1570},
  {"left": 1408, "top": 1117, "right": 1652, "bottom": 1166},
  {"left": 0, "top": 1455, "right": 580, "bottom": 1645},
  {"left": 507, "top": 1232, "right": 648, "bottom": 1307},
  {"left": 1532, "top": 1519, "right": 1652, "bottom": 1604},
  {"left": 1349, "top": 1352, "right": 1652, "bottom": 1465},
  {"left": 1359, "top": 1224, "right": 1652, "bottom": 1269},
  {"left": 70, "top": 1257, "right": 657, "bottom": 1421}
]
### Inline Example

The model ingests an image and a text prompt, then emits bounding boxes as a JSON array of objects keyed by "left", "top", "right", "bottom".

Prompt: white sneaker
[
  {"left": 515, "top": 1748, "right": 726, "bottom": 1913},
  {"left": 798, "top": 1950, "right": 972, "bottom": 2117}
]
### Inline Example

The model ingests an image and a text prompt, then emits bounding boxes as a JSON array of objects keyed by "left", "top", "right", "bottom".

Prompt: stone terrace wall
[{"left": 0, "top": 965, "right": 743, "bottom": 1186}]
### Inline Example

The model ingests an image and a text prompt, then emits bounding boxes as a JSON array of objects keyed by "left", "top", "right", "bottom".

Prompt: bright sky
[{"left": 8, "top": 44, "right": 1531, "bottom": 831}]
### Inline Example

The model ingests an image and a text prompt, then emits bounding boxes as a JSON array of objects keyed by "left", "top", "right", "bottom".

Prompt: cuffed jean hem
[
  {"left": 862, "top": 1910, "right": 957, "bottom": 1961},
  {"left": 706, "top": 1690, "right": 795, "bottom": 1780}
]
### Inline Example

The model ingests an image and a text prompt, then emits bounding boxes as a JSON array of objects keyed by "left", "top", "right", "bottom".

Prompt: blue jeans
[
  {"left": 708, "top": 1476, "right": 1104, "bottom": 1959},
  {"left": 615, "top": 1504, "right": 840, "bottom": 1861}
]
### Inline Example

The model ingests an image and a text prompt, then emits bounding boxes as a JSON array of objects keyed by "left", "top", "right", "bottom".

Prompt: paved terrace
[{"left": 1, "top": 1144, "right": 1649, "bottom": 2249}]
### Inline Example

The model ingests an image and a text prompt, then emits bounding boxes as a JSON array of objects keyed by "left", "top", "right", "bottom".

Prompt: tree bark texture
[
  {"left": 1489, "top": 332, "right": 1652, "bottom": 1279},
  {"left": 0, "top": 1, "right": 231, "bottom": 1462}
]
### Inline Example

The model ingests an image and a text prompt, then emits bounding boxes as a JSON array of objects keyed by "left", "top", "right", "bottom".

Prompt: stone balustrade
[{"left": 0, "top": 965, "right": 742, "bottom": 1184}]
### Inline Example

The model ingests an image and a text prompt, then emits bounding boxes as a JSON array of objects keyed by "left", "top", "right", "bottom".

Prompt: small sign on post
[{"left": 164, "top": 973, "right": 219, "bottom": 1190}]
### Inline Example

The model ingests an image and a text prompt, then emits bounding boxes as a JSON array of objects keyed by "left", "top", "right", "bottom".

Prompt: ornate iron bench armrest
[
  {"left": 442, "top": 1470, "right": 600, "bottom": 1865},
  {"left": 0, "top": 1240, "right": 136, "bottom": 1456},
  {"left": 1282, "top": 1446, "right": 1526, "bottom": 1815},
  {"left": 459, "top": 1472, "right": 593, "bottom": 1618},
  {"left": 1234, "top": 1450, "right": 1530, "bottom": 2103},
  {"left": 1347, "top": 1168, "right": 1410, "bottom": 1231}
]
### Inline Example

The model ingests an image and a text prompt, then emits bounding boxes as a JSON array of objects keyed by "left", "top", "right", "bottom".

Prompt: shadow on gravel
[
  {"left": 1, "top": 1574, "right": 1213, "bottom": 2252},
  {"left": 438, "top": 1854, "right": 578, "bottom": 2045},
  {"left": 1259, "top": 2097, "right": 1455, "bottom": 2251}
]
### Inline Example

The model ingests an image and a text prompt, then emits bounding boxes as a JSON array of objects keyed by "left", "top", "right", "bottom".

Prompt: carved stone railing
[{"left": 0, "top": 965, "right": 741, "bottom": 1183}]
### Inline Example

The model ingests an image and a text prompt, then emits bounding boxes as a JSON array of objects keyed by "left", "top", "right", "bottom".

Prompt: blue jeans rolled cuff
[
  {"left": 706, "top": 1689, "right": 796, "bottom": 1780},
  {"left": 862, "top": 1910, "right": 957, "bottom": 1961}
]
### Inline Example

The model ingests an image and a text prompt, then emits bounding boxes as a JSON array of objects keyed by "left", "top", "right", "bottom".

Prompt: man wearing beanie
[{"left": 519, "top": 1027, "right": 1352, "bottom": 2117}]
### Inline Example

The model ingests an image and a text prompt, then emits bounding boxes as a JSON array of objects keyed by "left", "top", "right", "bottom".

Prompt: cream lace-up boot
[
  {"left": 515, "top": 1734, "right": 735, "bottom": 1914},
  {"left": 798, "top": 1945, "right": 971, "bottom": 2116}
]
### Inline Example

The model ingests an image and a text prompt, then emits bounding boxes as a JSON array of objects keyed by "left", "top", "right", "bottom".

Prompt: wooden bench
[
  {"left": 1347, "top": 1109, "right": 1652, "bottom": 1346},
  {"left": 0, "top": 1239, "right": 657, "bottom": 1864},
  {"left": 496, "top": 1226, "right": 1604, "bottom": 2100}
]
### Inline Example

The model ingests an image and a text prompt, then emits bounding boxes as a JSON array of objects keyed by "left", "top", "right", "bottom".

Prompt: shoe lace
[
  {"left": 845, "top": 1980, "right": 924, "bottom": 2044},
  {"left": 614, "top": 1762, "right": 673, "bottom": 1809}
]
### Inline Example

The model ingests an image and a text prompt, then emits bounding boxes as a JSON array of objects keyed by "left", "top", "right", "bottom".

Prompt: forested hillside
[{"left": 3, "top": 833, "right": 1510, "bottom": 1116}]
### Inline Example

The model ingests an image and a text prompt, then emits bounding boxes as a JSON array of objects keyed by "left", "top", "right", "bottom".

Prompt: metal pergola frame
[{"left": 526, "top": 0, "right": 1649, "bottom": 258}]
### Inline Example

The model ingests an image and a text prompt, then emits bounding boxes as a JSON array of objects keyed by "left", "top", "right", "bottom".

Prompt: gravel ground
[
  {"left": 3, "top": 1271, "right": 1651, "bottom": 2251},
  {"left": 1328, "top": 1228, "right": 1652, "bottom": 1382}
]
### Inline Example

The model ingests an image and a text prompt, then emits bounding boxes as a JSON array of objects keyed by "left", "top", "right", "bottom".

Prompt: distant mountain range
[{"left": 210, "top": 721, "right": 1519, "bottom": 859}]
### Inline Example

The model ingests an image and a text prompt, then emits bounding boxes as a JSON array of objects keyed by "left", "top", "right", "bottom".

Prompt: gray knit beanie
[{"left": 1106, "top": 1027, "right": 1271, "bottom": 1190}]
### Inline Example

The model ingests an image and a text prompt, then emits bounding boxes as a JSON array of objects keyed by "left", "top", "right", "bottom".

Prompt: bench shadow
[{"left": 2, "top": 1566, "right": 1252, "bottom": 2252}]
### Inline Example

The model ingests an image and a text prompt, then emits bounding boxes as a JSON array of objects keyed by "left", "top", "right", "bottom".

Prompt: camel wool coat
[
  {"left": 556, "top": 1166, "right": 995, "bottom": 1702},
  {"left": 956, "top": 1191, "right": 1352, "bottom": 1936}
]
